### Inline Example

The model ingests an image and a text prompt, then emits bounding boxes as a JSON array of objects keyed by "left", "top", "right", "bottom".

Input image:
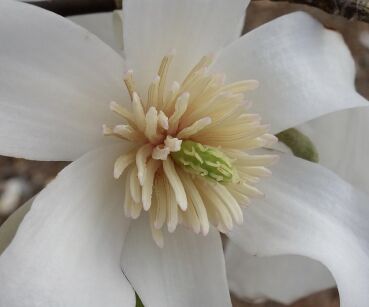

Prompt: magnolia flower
[
  {"left": 72, "top": 9, "right": 369, "bottom": 305},
  {"left": 0, "top": 1, "right": 369, "bottom": 307}
]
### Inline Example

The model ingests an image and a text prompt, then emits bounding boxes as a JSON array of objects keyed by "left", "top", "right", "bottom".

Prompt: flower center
[{"left": 103, "top": 52, "right": 277, "bottom": 247}]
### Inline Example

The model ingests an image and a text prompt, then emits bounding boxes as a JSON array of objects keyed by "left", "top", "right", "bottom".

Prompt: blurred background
[{"left": 4, "top": 1, "right": 369, "bottom": 306}]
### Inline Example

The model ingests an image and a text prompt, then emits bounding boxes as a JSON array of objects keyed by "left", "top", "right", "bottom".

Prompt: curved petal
[
  {"left": 123, "top": 0, "right": 249, "bottom": 95},
  {"left": 69, "top": 12, "right": 123, "bottom": 54},
  {"left": 225, "top": 241, "right": 335, "bottom": 304},
  {"left": 0, "top": 145, "right": 135, "bottom": 307},
  {"left": 0, "top": 1, "right": 128, "bottom": 161},
  {"left": 298, "top": 106, "right": 369, "bottom": 194},
  {"left": 0, "top": 198, "right": 32, "bottom": 255},
  {"left": 211, "top": 12, "right": 367, "bottom": 134},
  {"left": 121, "top": 217, "right": 231, "bottom": 307},
  {"left": 227, "top": 153, "right": 369, "bottom": 307}
]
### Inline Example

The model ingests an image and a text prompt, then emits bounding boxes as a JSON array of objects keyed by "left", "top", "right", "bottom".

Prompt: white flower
[{"left": 0, "top": 1, "right": 369, "bottom": 307}]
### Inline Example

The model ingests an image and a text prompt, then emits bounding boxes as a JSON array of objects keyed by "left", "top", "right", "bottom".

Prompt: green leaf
[{"left": 276, "top": 128, "right": 319, "bottom": 163}]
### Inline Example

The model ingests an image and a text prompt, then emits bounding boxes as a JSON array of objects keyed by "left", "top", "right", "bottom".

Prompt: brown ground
[{"left": 1, "top": 1, "right": 369, "bottom": 306}]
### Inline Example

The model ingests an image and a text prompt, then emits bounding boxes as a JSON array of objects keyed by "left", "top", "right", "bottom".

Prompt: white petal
[
  {"left": 121, "top": 217, "right": 231, "bottom": 307},
  {"left": 227, "top": 153, "right": 369, "bottom": 307},
  {"left": 225, "top": 242, "right": 335, "bottom": 304},
  {"left": 123, "top": 0, "right": 249, "bottom": 94},
  {"left": 298, "top": 106, "right": 369, "bottom": 194},
  {"left": 0, "top": 145, "right": 135, "bottom": 307},
  {"left": 0, "top": 1, "right": 128, "bottom": 161},
  {"left": 69, "top": 12, "right": 123, "bottom": 54},
  {"left": 212, "top": 12, "right": 367, "bottom": 134},
  {"left": 0, "top": 198, "right": 32, "bottom": 255}
]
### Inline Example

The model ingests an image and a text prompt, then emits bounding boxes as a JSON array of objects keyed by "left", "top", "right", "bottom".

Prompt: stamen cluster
[{"left": 104, "top": 52, "right": 277, "bottom": 246}]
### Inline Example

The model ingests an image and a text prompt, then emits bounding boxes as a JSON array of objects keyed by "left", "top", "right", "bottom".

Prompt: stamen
[
  {"left": 182, "top": 54, "right": 214, "bottom": 86},
  {"left": 136, "top": 144, "right": 153, "bottom": 185},
  {"left": 149, "top": 199, "right": 164, "bottom": 247},
  {"left": 262, "top": 134, "right": 278, "bottom": 146},
  {"left": 231, "top": 182, "right": 264, "bottom": 198},
  {"left": 109, "top": 101, "right": 136, "bottom": 126},
  {"left": 163, "top": 157, "right": 187, "bottom": 211},
  {"left": 114, "top": 151, "right": 135, "bottom": 179},
  {"left": 158, "top": 111, "right": 169, "bottom": 130},
  {"left": 181, "top": 200, "right": 201, "bottom": 234},
  {"left": 113, "top": 124, "right": 143, "bottom": 142},
  {"left": 179, "top": 170, "right": 209, "bottom": 235},
  {"left": 144, "top": 107, "right": 161, "bottom": 144},
  {"left": 238, "top": 166, "right": 272, "bottom": 177},
  {"left": 142, "top": 159, "right": 160, "bottom": 210},
  {"left": 152, "top": 145, "right": 170, "bottom": 160},
  {"left": 124, "top": 172, "right": 135, "bottom": 218},
  {"left": 132, "top": 92, "right": 146, "bottom": 132},
  {"left": 224, "top": 150, "right": 279, "bottom": 166},
  {"left": 148, "top": 75, "right": 161, "bottom": 109},
  {"left": 164, "top": 176, "right": 178, "bottom": 233},
  {"left": 177, "top": 117, "right": 211, "bottom": 139},
  {"left": 211, "top": 183, "right": 243, "bottom": 225},
  {"left": 227, "top": 187, "right": 250, "bottom": 207},
  {"left": 168, "top": 92, "right": 190, "bottom": 134},
  {"left": 163, "top": 81, "right": 180, "bottom": 113},
  {"left": 220, "top": 80, "right": 259, "bottom": 94},
  {"left": 130, "top": 201, "right": 143, "bottom": 219},
  {"left": 154, "top": 175, "right": 167, "bottom": 229},
  {"left": 123, "top": 70, "right": 135, "bottom": 100},
  {"left": 157, "top": 50, "right": 175, "bottom": 109},
  {"left": 129, "top": 166, "right": 141, "bottom": 203},
  {"left": 181, "top": 92, "right": 229, "bottom": 126},
  {"left": 199, "top": 183, "right": 233, "bottom": 232},
  {"left": 164, "top": 136, "right": 182, "bottom": 152},
  {"left": 102, "top": 124, "right": 114, "bottom": 136}
]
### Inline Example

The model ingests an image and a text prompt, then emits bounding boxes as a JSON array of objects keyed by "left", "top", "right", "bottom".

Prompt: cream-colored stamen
[
  {"left": 114, "top": 151, "right": 135, "bottom": 179},
  {"left": 132, "top": 92, "right": 146, "bottom": 132},
  {"left": 163, "top": 157, "right": 187, "bottom": 211},
  {"left": 163, "top": 81, "right": 180, "bottom": 112},
  {"left": 124, "top": 70, "right": 135, "bottom": 100},
  {"left": 113, "top": 124, "right": 143, "bottom": 142},
  {"left": 142, "top": 159, "right": 160, "bottom": 211},
  {"left": 145, "top": 107, "right": 162, "bottom": 144},
  {"left": 109, "top": 101, "right": 136, "bottom": 126},
  {"left": 152, "top": 145, "right": 170, "bottom": 160},
  {"left": 158, "top": 111, "right": 169, "bottom": 130},
  {"left": 157, "top": 50, "right": 175, "bottom": 109},
  {"left": 168, "top": 92, "right": 190, "bottom": 134},
  {"left": 177, "top": 117, "right": 211, "bottom": 139},
  {"left": 164, "top": 136, "right": 182, "bottom": 152},
  {"left": 148, "top": 75, "right": 161, "bottom": 109},
  {"left": 136, "top": 143, "right": 153, "bottom": 185},
  {"left": 220, "top": 80, "right": 259, "bottom": 93},
  {"left": 103, "top": 53, "right": 277, "bottom": 246},
  {"left": 129, "top": 166, "right": 141, "bottom": 204},
  {"left": 154, "top": 175, "right": 167, "bottom": 229}
]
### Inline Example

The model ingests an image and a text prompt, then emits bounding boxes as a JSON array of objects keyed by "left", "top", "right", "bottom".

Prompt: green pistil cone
[{"left": 171, "top": 140, "right": 237, "bottom": 183}]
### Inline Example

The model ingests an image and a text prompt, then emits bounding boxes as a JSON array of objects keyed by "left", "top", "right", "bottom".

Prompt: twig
[
  {"left": 25, "top": 0, "right": 369, "bottom": 23},
  {"left": 264, "top": 0, "right": 369, "bottom": 23},
  {"left": 25, "top": 0, "right": 122, "bottom": 16}
]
